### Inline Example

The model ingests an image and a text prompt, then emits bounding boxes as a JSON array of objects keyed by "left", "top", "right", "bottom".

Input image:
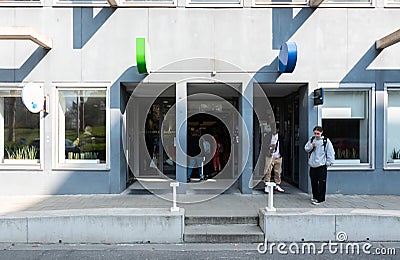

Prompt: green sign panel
[{"left": 136, "top": 38, "right": 150, "bottom": 74}]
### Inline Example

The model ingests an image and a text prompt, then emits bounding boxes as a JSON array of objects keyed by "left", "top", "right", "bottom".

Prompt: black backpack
[{"left": 309, "top": 136, "right": 328, "bottom": 157}]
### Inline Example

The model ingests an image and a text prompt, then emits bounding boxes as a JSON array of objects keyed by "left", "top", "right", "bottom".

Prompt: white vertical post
[
  {"left": 170, "top": 182, "right": 179, "bottom": 212},
  {"left": 265, "top": 182, "right": 276, "bottom": 212}
]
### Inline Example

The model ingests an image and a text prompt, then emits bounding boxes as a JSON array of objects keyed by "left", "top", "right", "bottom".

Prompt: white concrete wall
[
  {"left": 1, "top": 5, "right": 400, "bottom": 194},
  {"left": 260, "top": 208, "right": 400, "bottom": 242},
  {"left": 0, "top": 208, "right": 184, "bottom": 243}
]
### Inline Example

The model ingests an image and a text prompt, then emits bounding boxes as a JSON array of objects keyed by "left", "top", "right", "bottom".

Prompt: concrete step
[
  {"left": 184, "top": 224, "right": 264, "bottom": 243},
  {"left": 185, "top": 215, "right": 258, "bottom": 225}
]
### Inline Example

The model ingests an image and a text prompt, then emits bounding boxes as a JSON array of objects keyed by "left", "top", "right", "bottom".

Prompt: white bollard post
[
  {"left": 170, "top": 182, "right": 180, "bottom": 212},
  {"left": 265, "top": 182, "right": 276, "bottom": 212}
]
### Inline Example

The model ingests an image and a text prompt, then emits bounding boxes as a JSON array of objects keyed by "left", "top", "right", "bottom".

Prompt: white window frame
[
  {"left": 52, "top": 0, "right": 109, "bottom": 7},
  {"left": 316, "top": 0, "right": 375, "bottom": 8},
  {"left": 186, "top": 0, "right": 243, "bottom": 8},
  {"left": 252, "top": 0, "right": 307, "bottom": 8},
  {"left": 0, "top": 83, "right": 43, "bottom": 170},
  {"left": 384, "top": 84, "right": 400, "bottom": 169},
  {"left": 317, "top": 83, "right": 375, "bottom": 170},
  {"left": 53, "top": 83, "right": 110, "bottom": 170},
  {"left": 0, "top": 0, "right": 43, "bottom": 7},
  {"left": 384, "top": 0, "right": 400, "bottom": 7},
  {"left": 118, "top": 0, "right": 176, "bottom": 7}
]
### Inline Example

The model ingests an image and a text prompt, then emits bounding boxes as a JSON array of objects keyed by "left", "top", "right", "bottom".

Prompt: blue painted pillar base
[{"left": 238, "top": 81, "right": 254, "bottom": 194}]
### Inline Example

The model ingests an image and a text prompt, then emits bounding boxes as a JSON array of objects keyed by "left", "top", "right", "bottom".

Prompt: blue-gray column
[
  {"left": 175, "top": 82, "right": 187, "bottom": 191},
  {"left": 110, "top": 80, "right": 126, "bottom": 193},
  {"left": 238, "top": 81, "right": 253, "bottom": 194}
]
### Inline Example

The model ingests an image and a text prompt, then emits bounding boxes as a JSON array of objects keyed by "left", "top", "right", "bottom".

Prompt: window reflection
[
  {"left": 59, "top": 90, "right": 106, "bottom": 164},
  {"left": 0, "top": 90, "right": 40, "bottom": 164},
  {"left": 321, "top": 90, "right": 370, "bottom": 165},
  {"left": 387, "top": 90, "right": 400, "bottom": 164}
]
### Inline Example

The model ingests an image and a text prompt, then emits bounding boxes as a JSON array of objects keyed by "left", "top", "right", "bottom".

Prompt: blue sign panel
[{"left": 278, "top": 42, "right": 297, "bottom": 73}]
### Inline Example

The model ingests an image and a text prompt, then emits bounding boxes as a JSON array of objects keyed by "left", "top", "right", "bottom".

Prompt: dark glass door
[{"left": 142, "top": 98, "right": 176, "bottom": 178}]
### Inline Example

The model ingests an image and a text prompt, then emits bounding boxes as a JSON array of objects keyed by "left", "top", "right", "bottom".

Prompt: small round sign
[
  {"left": 21, "top": 83, "right": 44, "bottom": 113},
  {"left": 278, "top": 42, "right": 297, "bottom": 73}
]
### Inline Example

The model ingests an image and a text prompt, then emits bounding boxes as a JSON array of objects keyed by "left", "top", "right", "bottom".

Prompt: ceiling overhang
[{"left": 0, "top": 26, "right": 52, "bottom": 49}]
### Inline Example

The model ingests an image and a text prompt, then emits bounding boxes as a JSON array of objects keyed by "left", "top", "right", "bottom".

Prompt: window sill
[
  {"left": 54, "top": 163, "right": 109, "bottom": 171},
  {"left": 65, "top": 159, "right": 100, "bottom": 164},
  {"left": 3, "top": 159, "right": 40, "bottom": 165},
  {"left": 334, "top": 159, "right": 361, "bottom": 164},
  {"left": 328, "top": 163, "right": 374, "bottom": 171},
  {"left": 0, "top": 2, "right": 43, "bottom": 7}
]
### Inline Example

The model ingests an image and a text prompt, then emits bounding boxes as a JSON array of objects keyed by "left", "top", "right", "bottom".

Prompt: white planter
[
  {"left": 65, "top": 159, "right": 100, "bottom": 164},
  {"left": 391, "top": 159, "right": 400, "bottom": 164},
  {"left": 3, "top": 159, "right": 40, "bottom": 164},
  {"left": 335, "top": 159, "right": 361, "bottom": 164}
]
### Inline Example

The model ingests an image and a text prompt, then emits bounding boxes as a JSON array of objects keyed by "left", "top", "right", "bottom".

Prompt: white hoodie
[{"left": 304, "top": 136, "right": 335, "bottom": 168}]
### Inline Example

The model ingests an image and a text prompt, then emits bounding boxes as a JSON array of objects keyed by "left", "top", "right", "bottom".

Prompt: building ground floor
[{"left": 1, "top": 77, "right": 400, "bottom": 195}]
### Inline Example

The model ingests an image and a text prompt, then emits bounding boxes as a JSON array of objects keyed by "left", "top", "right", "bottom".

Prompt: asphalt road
[{"left": 0, "top": 243, "right": 398, "bottom": 260}]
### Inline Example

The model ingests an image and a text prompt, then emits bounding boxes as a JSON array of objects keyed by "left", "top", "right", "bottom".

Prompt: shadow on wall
[
  {"left": 0, "top": 47, "right": 50, "bottom": 82},
  {"left": 73, "top": 7, "right": 116, "bottom": 49},
  {"left": 272, "top": 8, "right": 315, "bottom": 50},
  {"left": 341, "top": 44, "right": 398, "bottom": 83}
]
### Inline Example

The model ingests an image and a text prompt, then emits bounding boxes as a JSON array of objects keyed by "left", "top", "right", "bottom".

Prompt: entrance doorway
[
  {"left": 254, "top": 83, "right": 306, "bottom": 188},
  {"left": 186, "top": 112, "right": 233, "bottom": 179},
  {"left": 144, "top": 98, "right": 176, "bottom": 178},
  {"left": 269, "top": 94, "right": 300, "bottom": 186},
  {"left": 123, "top": 83, "right": 176, "bottom": 184},
  {"left": 187, "top": 83, "right": 240, "bottom": 182}
]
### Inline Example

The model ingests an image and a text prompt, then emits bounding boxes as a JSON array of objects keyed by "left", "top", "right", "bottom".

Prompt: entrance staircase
[{"left": 184, "top": 215, "right": 264, "bottom": 243}]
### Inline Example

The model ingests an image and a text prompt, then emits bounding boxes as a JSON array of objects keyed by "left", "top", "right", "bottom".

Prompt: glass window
[
  {"left": 124, "top": 0, "right": 172, "bottom": 1},
  {"left": 190, "top": 0, "right": 240, "bottom": 3},
  {"left": 386, "top": 0, "right": 400, "bottom": 6},
  {"left": 0, "top": 89, "right": 40, "bottom": 165},
  {"left": 324, "top": 0, "right": 371, "bottom": 2},
  {"left": 321, "top": 90, "right": 370, "bottom": 165},
  {"left": 57, "top": 89, "right": 107, "bottom": 166},
  {"left": 254, "top": 0, "right": 306, "bottom": 5},
  {"left": 386, "top": 90, "right": 400, "bottom": 165},
  {"left": 0, "top": 0, "right": 40, "bottom": 2},
  {"left": 0, "top": 0, "right": 42, "bottom": 6},
  {"left": 56, "top": 0, "right": 106, "bottom": 2}
]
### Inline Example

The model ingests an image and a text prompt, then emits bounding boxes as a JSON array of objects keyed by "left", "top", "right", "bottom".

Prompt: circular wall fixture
[{"left": 21, "top": 83, "right": 44, "bottom": 113}]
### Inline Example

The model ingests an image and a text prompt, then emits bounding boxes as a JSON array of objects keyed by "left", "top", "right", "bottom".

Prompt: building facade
[{"left": 1, "top": 0, "right": 400, "bottom": 195}]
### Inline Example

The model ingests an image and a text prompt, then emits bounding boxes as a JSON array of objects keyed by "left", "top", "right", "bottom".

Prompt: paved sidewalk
[
  {"left": 1, "top": 191, "right": 400, "bottom": 216},
  {"left": 1, "top": 183, "right": 400, "bottom": 244}
]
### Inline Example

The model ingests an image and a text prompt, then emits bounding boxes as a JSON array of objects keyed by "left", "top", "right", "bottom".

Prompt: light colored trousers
[{"left": 264, "top": 157, "right": 283, "bottom": 185}]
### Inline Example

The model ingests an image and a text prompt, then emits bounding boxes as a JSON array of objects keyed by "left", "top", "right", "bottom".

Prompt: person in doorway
[
  {"left": 212, "top": 135, "right": 223, "bottom": 174},
  {"left": 187, "top": 130, "right": 206, "bottom": 182},
  {"left": 263, "top": 126, "right": 285, "bottom": 194},
  {"left": 304, "top": 126, "right": 335, "bottom": 205}
]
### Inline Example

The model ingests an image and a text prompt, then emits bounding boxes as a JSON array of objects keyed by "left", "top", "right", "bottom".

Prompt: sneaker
[
  {"left": 312, "top": 200, "right": 323, "bottom": 205},
  {"left": 187, "top": 178, "right": 191, "bottom": 183},
  {"left": 311, "top": 198, "right": 318, "bottom": 203},
  {"left": 274, "top": 185, "right": 285, "bottom": 193},
  {"left": 264, "top": 189, "right": 269, "bottom": 194},
  {"left": 199, "top": 178, "right": 207, "bottom": 182}
]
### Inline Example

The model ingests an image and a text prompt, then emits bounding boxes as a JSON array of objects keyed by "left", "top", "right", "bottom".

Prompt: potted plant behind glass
[
  {"left": 390, "top": 148, "right": 400, "bottom": 164},
  {"left": 4, "top": 145, "right": 39, "bottom": 164},
  {"left": 334, "top": 147, "right": 361, "bottom": 164}
]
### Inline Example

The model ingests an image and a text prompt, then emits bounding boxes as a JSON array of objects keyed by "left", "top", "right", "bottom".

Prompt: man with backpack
[{"left": 304, "top": 126, "right": 335, "bottom": 205}]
